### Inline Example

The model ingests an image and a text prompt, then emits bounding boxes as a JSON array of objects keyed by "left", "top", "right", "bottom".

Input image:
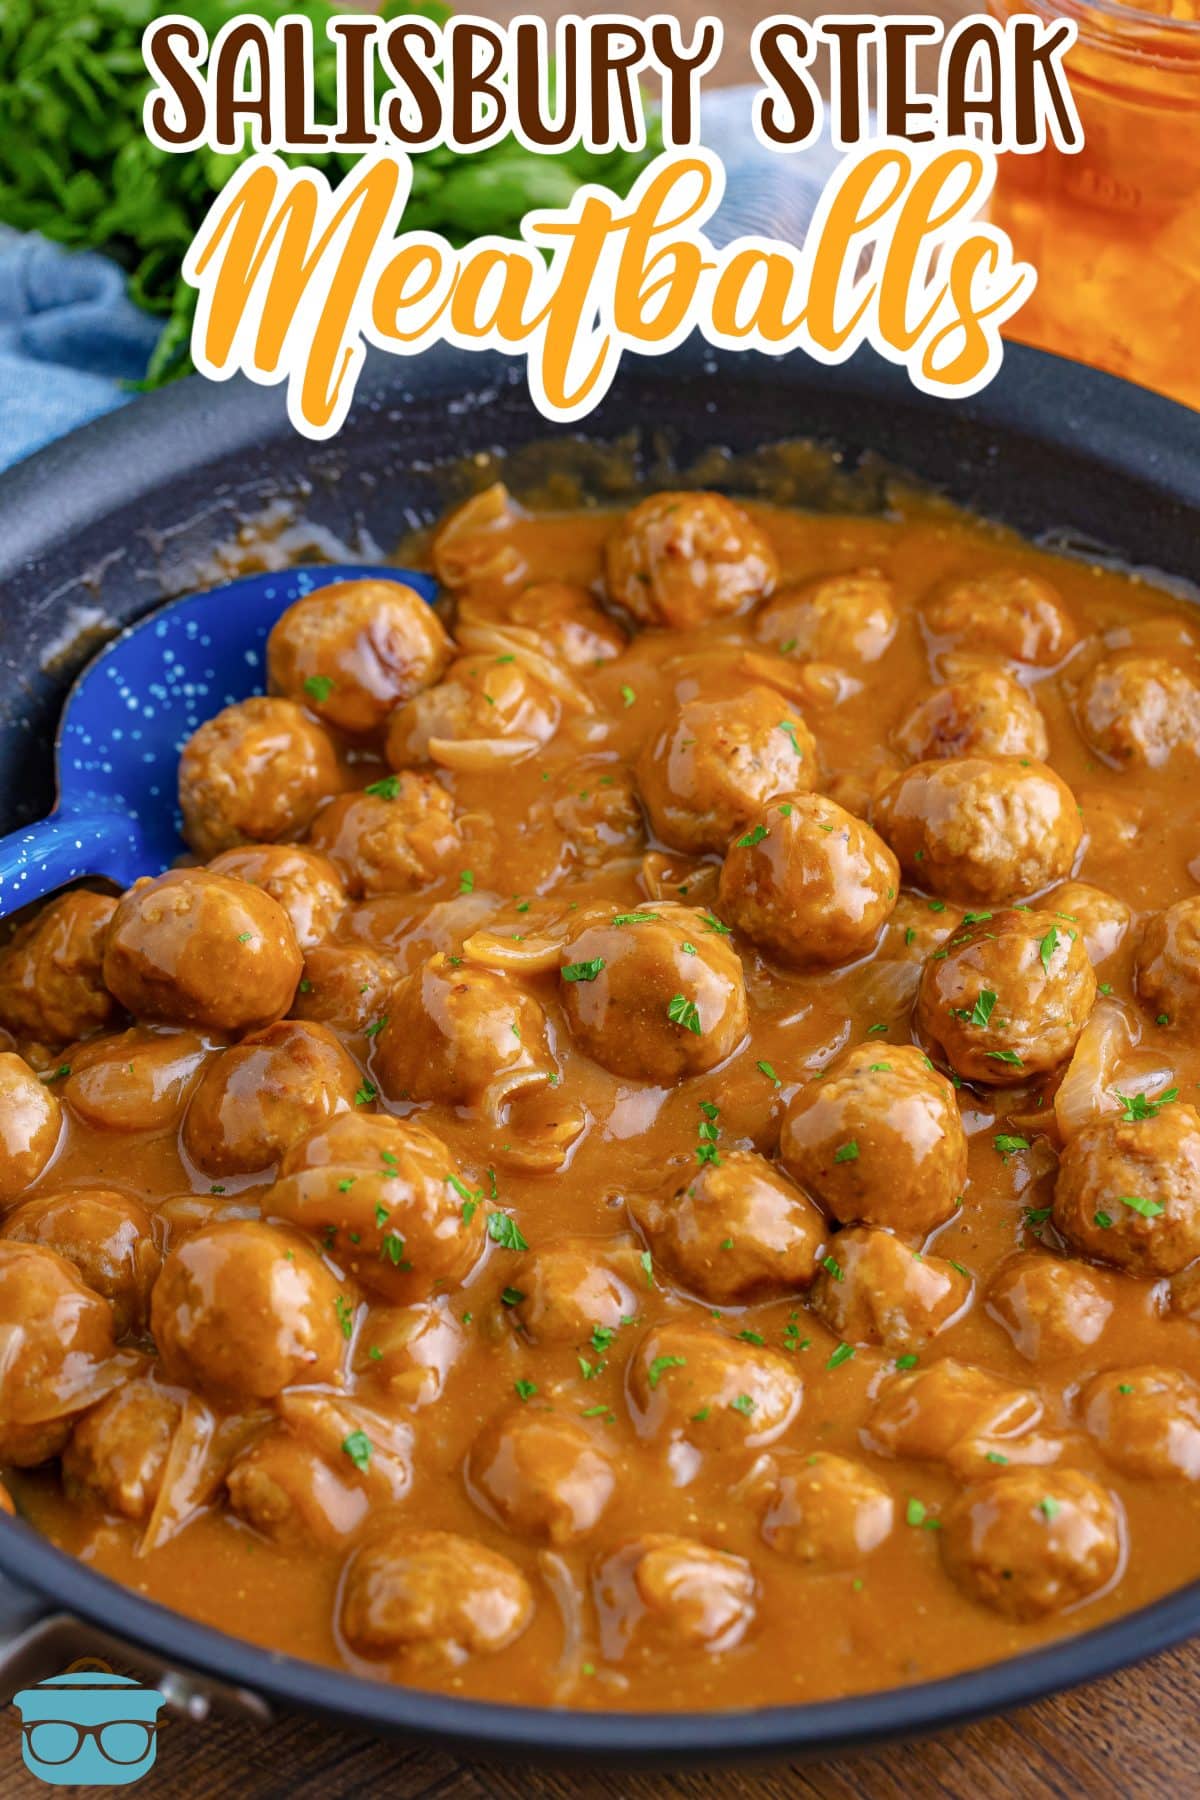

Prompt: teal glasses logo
[{"left": 12, "top": 1668, "right": 165, "bottom": 1786}]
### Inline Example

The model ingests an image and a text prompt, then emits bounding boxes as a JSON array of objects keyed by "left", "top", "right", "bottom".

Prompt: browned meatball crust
[
  {"left": 307, "top": 776, "right": 463, "bottom": 898},
  {"left": 0, "top": 890, "right": 118, "bottom": 1047},
  {"left": 182, "top": 1020, "right": 361, "bottom": 1176},
  {"left": 0, "top": 1052, "right": 61, "bottom": 1202},
  {"left": 150, "top": 1220, "right": 344, "bottom": 1402},
  {"left": 755, "top": 570, "right": 897, "bottom": 664},
  {"left": 1053, "top": 1105, "right": 1200, "bottom": 1276},
  {"left": 866, "top": 1358, "right": 1050, "bottom": 1478},
  {"left": 871, "top": 757, "right": 1083, "bottom": 903},
  {"left": 760, "top": 1452, "right": 894, "bottom": 1567},
  {"left": 631, "top": 1150, "right": 826, "bottom": 1305},
  {"left": 226, "top": 1427, "right": 374, "bottom": 1548},
  {"left": 629, "top": 1321, "right": 801, "bottom": 1454},
  {"left": 267, "top": 578, "right": 452, "bottom": 736},
  {"left": 63, "top": 1379, "right": 181, "bottom": 1521},
  {"left": 557, "top": 902, "right": 748, "bottom": 1082},
  {"left": 467, "top": 1407, "right": 616, "bottom": 1544},
  {"left": 986, "top": 1253, "right": 1113, "bottom": 1363},
  {"left": 1135, "top": 897, "right": 1200, "bottom": 1028},
  {"left": 1081, "top": 1366, "right": 1200, "bottom": 1481},
  {"left": 1075, "top": 653, "right": 1200, "bottom": 769},
  {"left": 2, "top": 1188, "right": 160, "bottom": 1337},
  {"left": 375, "top": 955, "right": 554, "bottom": 1111},
  {"left": 940, "top": 1469, "right": 1122, "bottom": 1620},
  {"left": 267, "top": 1113, "right": 486, "bottom": 1304},
  {"left": 291, "top": 944, "right": 396, "bottom": 1034},
  {"left": 605, "top": 492, "right": 778, "bottom": 629},
  {"left": 809, "top": 1225, "right": 970, "bottom": 1349},
  {"left": 340, "top": 1528, "right": 534, "bottom": 1666},
  {"left": 103, "top": 870, "right": 302, "bottom": 1034},
  {"left": 916, "top": 907, "right": 1096, "bottom": 1085},
  {"left": 1049, "top": 881, "right": 1130, "bottom": 968},
  {"left": 511, "top": 1241, "right": 637, "bottom": 1345},
  {"left": 892, "top": 669, "right": 1048, "bottom": 764},
  {"left": 779, "top": 1044, "right": 967, "bottom": 1237},
  {"left": 208, "top": 844, "right": 346, "bottom": 950},
  {"left": 923, "top": 571, "right": 1077, "bottom": 667},
  {"left": 594, "top": 1534, "right": 757, "bottom": 1660},
  {"left": 61, "top": 1028, "right": 209, "bottom": 1133},
  {"left": 178, "top": 696, "right": 342, "bottom": 859},
  {"left": 0, "top": 1240, "right": 115, "bottom": 1465},
  {"left": 718, "top": 793, "right": 898, "bottom": 969},
  {"left": 636, "top": 688, "right": 816, "bottom": 855}
]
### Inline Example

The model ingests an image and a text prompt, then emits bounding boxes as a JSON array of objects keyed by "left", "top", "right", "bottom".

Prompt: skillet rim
[{"left": 0, "top": 338, "right": 1198, "bottom": 1761}]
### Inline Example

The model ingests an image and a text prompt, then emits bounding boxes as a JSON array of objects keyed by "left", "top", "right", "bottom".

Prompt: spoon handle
[{"left": 0, "top": 809, "right": 145, "bottom": 919}]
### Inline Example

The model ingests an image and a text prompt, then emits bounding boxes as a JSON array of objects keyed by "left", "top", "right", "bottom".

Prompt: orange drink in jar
[{"left": 989, "top": 0, "right": 1200, "bottom": 410}]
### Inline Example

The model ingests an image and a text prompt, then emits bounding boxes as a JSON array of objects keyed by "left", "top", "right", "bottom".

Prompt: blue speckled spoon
[{"left": 0, "top": 564, "right": 437, "bottom": 920}]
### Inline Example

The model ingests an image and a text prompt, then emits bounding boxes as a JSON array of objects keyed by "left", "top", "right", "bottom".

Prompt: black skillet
[{"left": 0, "top": 341, "right": 1197, "bottom": 1763}]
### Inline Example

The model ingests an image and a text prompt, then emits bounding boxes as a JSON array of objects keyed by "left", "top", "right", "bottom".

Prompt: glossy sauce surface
[{"left": 5, "top": 488, "right": 1200, "bottom": 1712}]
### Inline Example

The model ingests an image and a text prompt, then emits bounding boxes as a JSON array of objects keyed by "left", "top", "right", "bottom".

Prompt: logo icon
[{"left": 11, "top": 1665, "right": 165, "bottom": 1786}]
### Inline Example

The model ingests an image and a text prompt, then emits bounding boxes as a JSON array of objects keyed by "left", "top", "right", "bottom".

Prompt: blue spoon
[{"left": 0, "top": 564, "right": 437, "bottom": 921}]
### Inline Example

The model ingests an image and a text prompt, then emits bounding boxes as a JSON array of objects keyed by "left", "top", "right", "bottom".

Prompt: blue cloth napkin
[{"left": 0, "top": 89, "right": 841, "bottom": 472}]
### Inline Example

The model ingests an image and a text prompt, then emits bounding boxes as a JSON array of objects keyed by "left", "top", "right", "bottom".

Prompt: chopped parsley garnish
[
  {"left": 354, "top": 1080, "right": 377, "bottom": 1107},
  {"left": 701, "top": 911, "right": 731, "bottom": 936},
  {"left": 826, "top": 1342, "right": 855, "bottom": 1370},
  {"left": 342, "top": 1430, "right": 372, "bottom": 1471},
  {"left": 364, "top": 774, "right": 400, "bottom": 800},
  {"left": 647, "top": 1354, "right": 687, "bottom": 1389},
  {"left": 334, "top": 1295, "right": 355, "bottom": 1339},
  {"left": 959, "top": 989, "right": 998, "bottom": 1028},
  {"left": 667, "top": 994, "right": 702, "bottom": 1035},
  {"left": 620, "top": 684, "right": 636, "bottom": 708},
  {"left": 1038, "top": 924, "right": 1060, "bottom": 972},
  {"left": 640, "top": 1250, "right": 655, "bottom": 1287},
  {"left": 458, "top": 869, "right": 475, "bottom": 894},
  {"left": 380, "top": 1232, "right": 408, "bottom": 1267},
  {"left": 236, "top": 931, "right": 253, "bottom": 944},
  {"left": 894, "top": 1353, "right": 919, "bottom": 1370},
  {"left": 303, "top": 674, "right": 335, "bottom": 703},
  {"left": 821, "top": 1254, "right": 845, "bottom": 1283},
  {"left": 1118, "top": 1193, "right": 1164, "bottom": 1219},
  {"left": 729, "top": 1393, "right": 755, "bottom": 1416},
  {"left": 500, "top": 1287, "right": 525, "bottom": 1307},
  {"left": 833, "top": 1140, "right": 859, "bottom": 1164},
  {"left": 778, "top": 719, "right": 804, "bottom": 756},
  {"left": 562, "top": 958, "right": 606, "bottom": 982},
  {"left": 994, "top": 1133, "right": 1030, "bottom": 1160},
  {"left": 514, "top": 1379, "right": 538, "bottom": 1401},
  {"left": 611, "top": 912, "right": 659, "bottom": 926},
  {"left": 738, "top": 1328, "right": 765, "bottom": 1345},
  {"left": 1038, "top": 1496, "right": 1061, "bottom": 1521},
  {"left": 986, "top": 1050, "right": 1024, "bottom": 1067},
  {"left": 364, "top": 1016, "right": 389, "bottom": 1039},
  {"left": 736, "top": 823, "right": 770, "bottom": 849},
  {"left": 1115, "top": 1086, "right": 1178, "bottom": 1121},
  {"left": 905, "top": 1497, "right": 940, "bottom": 1530},
  {"left": 487, "top": 1211, "right": 529, "bottom": 1251},
  {"left": 962, "top": 911, "right": 993, "bottom": 926},
  {"left": 756, "top": 1059, "right": 781, "bottom": 1086},
  {"left": 1094, "top": 1210, "right": 1113, "bottom": 1229}
]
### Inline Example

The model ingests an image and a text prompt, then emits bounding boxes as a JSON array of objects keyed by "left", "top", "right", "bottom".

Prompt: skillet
[{"left": 0, "top": 340, "right": 1197, "bottom": 1763}]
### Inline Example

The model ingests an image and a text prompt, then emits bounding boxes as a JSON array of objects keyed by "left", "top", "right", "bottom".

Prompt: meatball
[
  {"left": 208, "top": 845, "right": 346, "bottom": 951},
  {"left": 1081, "top": 1366, "right": 1200, "bottom": 1481},
  {"left": 923, "top": 570, "right": 1077, "bottom": 667},
  {"left": 227, "top": 1427, "right": 373, "bottom": 1548},
  {"left": 629, "top": 1321, "right": 801, "bottom": 1455},
  {"left": 760, "top": 1452, "right": 894, "bottom": 1567},
  {"left": 0, "top": 1052, "right": 61, "bottom": 1202},
  {"left": 809, "top": 1226, "right": 970, "bottom": 1349},
  {"left": 339, "top": 1528, "right": 533, "bottom": 1666},
  {"left": 0, "top": 1240, "right": 115, "bottom": 1465},
  {"left": 871, "top": 757, "right": 1083, "bottom": 904},
  {"left": 636, "top": 688, "right": 816, "bottom": 856},
  {"left": 61, "top": 1028, "right": 209, "bottom": 1133},
  {"left": 1075, "top": 653, "right": 1200, "bottom": 769},
  {"left": 1135, "top": 897, "right": 1200, "bottom": 1028},
  {"left": 779, "top": 1045, "right": 967, "bottom": 1237},
  {"left": 0, "top": 890, "right": 118, "bottom": 1047},
  {"left": 353, "top": 1300, "right": 464, "bottom": 1406},
  {"left": 468, "top": 580, "right": 626, "bottom": 667},
  {"left": 181, "top": 1021, "right": 360, "bottom": 1178},
  {"left": 866, "top": 1358, "right": 1049, "bottom": 1477},
  {"left": 987, "top": 1253, "right": 1113, "bottom": 1363},
  {"left": 941, "top": 1469, "right": 1122, "bottom": 1620},
  {"left": 467, "top": 1407, "right": 616, "bottom": 1544},
  {"left": 892, "top": 669, "right": 1048, "bottom": 764},
  {"left": 594, "top": 1535, "right": 756, "bottom": 1660},
  {"left": 550, "top": 763, "right": 644, "bottom": 866},
  {"left": 178, "top": 696, "right": 341, "bottom": 859},
  {"left": 375, "top": 955, "right": 554, "bottom": 1111},
  {"left": 267, "top": 1113, "right": 486, "bottom": 1304},
  {"left": 557, "top": 902, "right": 748, "bottom": 1082},
  {"left": 150, "top": 1220, "right": 343, "bottom": 1402},
  {"left": 1052, "top": 1105, "right": 1200, "bottom": 1276},
  {"left": 880, "top": 893, "right": 964, "bottom": 964},
  {"left": 62, "top": 1379, "right": 181, "bottom": 1521},
  {"left": 2, "top": 1188, "right": 160, "bottom": 1338},
  {"left": 386, "top": 653, "right": 560, "bottom": 770},
  {"left": 511, "top": 1241, "right": 636, "bottom": 1345},
  {"left": 103, "top": 870, "right": 302, "bottom": 1034},
  {"left": 267, "top": 578, "right": 452, "bottom": 736},
  {"left": 292, "top": 944, "right": 396, "bottom": 1034},
  {"left": 307, "top": 776, "right": 463, "bottom": 898},
  {"left": 754, "top": 569, "right": 897, "bottom": 664},
  {"left": 631, "top": 1150, "right": 826, "bottom": 1305},
  {"left": 1048, "top": 882, "right": 1130, "bottom": 968},
  {"left": 605, "top": 491, "right": 778, "bottom": 629},
  {"left": 916, "top": 907, "right": 1096, "bottom": 1085},
  {"left": 717, "top": 794, "right": 898, "bottom": 969}
]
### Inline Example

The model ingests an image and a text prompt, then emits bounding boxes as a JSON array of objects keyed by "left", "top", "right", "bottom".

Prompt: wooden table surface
[{"left": 2, "top": 3, "right": 1195, "bottom": 1796}]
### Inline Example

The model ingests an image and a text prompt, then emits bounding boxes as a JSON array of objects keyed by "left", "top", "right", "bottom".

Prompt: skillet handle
[{"left": 0, "top": 809, "right": 145, "bottom": 919}]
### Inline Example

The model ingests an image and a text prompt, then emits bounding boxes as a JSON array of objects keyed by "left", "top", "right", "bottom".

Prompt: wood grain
[{"left": 0, "top": 1639, "right": 1195, "bottom": 1798}]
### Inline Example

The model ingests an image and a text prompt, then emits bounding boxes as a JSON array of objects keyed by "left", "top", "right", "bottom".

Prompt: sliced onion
[
  {"left": 455, "top": 621, "right": 594, "bottom": 714},
  {"left": 461, "top": 928, "right": 566, "bottom": 974},
  {"left": 429, "top": 735, "right": 541, "bottom": 770},
  {"left": 276, "top": 1392, "right": 412, "bottom": 1500},
  {"left": 139, "top": 1396, "right": 266, "bottom": 1554},
  {"left": 1054, "top": 998, "right": 1176, "bottom": 1142}
]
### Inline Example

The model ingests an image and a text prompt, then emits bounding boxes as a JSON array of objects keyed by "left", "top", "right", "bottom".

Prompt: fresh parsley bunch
[{"left": 0, "top": 0, "right": 658, "bottom": 386}]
